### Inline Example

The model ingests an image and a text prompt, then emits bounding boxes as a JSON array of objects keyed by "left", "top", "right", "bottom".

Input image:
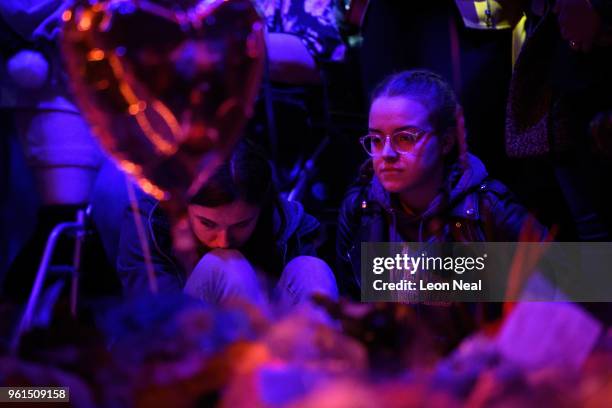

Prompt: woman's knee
[
  {"left": 283, "top": 255, "right": 332, "bottom": 276},
  {"left": 203, "top": 248, "right": 248, "bottom": 262},
  {"left": 184, "top": 249, "right": 260, "bottom": 303},
  {"left": 281, "top": 256, "right": 339, "bottom": 299},
  {"left": 191, "top": 249, "right": 250, "bottom": 277}
]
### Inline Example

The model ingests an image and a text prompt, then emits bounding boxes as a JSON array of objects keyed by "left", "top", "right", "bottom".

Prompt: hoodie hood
[
  {"left": 273, "top": 199, "right": 319, "bottom": 246},
  {"left": 446, "top": 153, "right": 489, "bottom": 215}
]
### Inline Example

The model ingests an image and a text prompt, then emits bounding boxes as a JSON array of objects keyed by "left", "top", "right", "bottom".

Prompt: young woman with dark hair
[
  {"left": 117, "top": 141, "right": 338, "bottom": 309},
  {"left": 336, "top": 70, "right": 547, "bottom": 300}
]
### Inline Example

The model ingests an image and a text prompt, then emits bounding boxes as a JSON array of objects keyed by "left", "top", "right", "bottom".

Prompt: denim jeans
[{"left": 183, "top": 249, "right": 339, "bottom": 312}]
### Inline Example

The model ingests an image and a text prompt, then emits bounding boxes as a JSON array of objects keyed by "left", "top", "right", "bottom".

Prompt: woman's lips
[{"left": 379, "top": 167, "right": 403, "bottom": 173}]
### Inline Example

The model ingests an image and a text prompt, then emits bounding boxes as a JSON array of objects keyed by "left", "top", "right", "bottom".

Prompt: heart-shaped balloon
[{"left": 61, "top": 0, "right": 265, "bottom": 203}]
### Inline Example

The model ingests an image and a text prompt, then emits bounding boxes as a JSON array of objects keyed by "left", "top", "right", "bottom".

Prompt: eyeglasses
[{"left": 359, "top": 127, "right": 431, "bottom": 156}]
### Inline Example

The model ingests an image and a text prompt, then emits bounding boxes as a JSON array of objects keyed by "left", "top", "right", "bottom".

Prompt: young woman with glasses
[{"left": 336, "top": 70, "right": 547, "bottom": 300}]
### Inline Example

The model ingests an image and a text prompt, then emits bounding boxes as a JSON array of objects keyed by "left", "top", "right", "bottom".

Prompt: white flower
[{"left": 304, "top": 0, "right": 330, "bottom": 18}]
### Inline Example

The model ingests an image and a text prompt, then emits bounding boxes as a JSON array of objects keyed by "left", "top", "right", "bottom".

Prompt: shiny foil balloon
[{"left": 61, "top": 0, "right": 265, "bottom": 202}]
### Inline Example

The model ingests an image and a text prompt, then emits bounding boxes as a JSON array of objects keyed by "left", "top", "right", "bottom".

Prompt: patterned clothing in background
[{"left": 255, "top": 0, "right": 345, "bottom": 61}]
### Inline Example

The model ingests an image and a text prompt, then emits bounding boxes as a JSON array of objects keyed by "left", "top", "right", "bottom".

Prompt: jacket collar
[
  {"left": 366, "top": 153, "right": 489, "bottom": 221},
  {"left": 447, "top": 153, "right": 488, "bottom": 219}
]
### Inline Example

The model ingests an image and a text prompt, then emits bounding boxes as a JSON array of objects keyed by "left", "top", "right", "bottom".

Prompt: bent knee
[
  {"left": 284, "top": 255, "right": 332, "bottom": 276},
  {"left": 282, "top": 256, "right": 338, "bottom": 296},
  {"left": 185, "top": 249, "right": 262, "bottom": 304},
  {"left": 193, "top": 249, "right": 249, "bottom": 273},
  {"left": 187, "top": 249, "right": 253, "bottom": 287},
  {"left": 203, "top": 248, "right": 247, "bottom": 263}
]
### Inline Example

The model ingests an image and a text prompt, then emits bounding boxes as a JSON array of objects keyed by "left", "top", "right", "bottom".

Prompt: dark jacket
[
  {"left": 116, "top": 193, "right": 320, "bottom": 298},
  {"left": 336, "top": 154, "right": 547, "bottom": 299}
]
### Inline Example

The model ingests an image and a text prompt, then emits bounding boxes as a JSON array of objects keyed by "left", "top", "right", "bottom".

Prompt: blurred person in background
[
  {"left": 249, "top": 0, "right": 346, "bottom": 188},
  {"left": 506, "top": 0, "right": 612, "bottom": 241},
  {"left": 258, "top": 0, "right": 346, "bottom": 84}
]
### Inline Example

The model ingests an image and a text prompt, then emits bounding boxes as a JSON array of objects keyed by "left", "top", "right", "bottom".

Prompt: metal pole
[
  {"left": 70, "top": 210, "right": 86, "bottom": 317},
  {"left": 10, "top": 214, "right": 85, "bottom": 354}
]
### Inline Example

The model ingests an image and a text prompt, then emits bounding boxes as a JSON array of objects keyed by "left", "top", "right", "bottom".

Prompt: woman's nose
[
  {"left": 213, "top": 230, "right": 231, "bottom": 249},
  {"left": 381, "top": 137, "right": 398, "bottom": 160}
]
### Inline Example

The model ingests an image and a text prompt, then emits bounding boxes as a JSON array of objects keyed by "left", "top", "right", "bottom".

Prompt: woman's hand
[{"left": 553, "top": 0, "right": 602, "bottom": 52}]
